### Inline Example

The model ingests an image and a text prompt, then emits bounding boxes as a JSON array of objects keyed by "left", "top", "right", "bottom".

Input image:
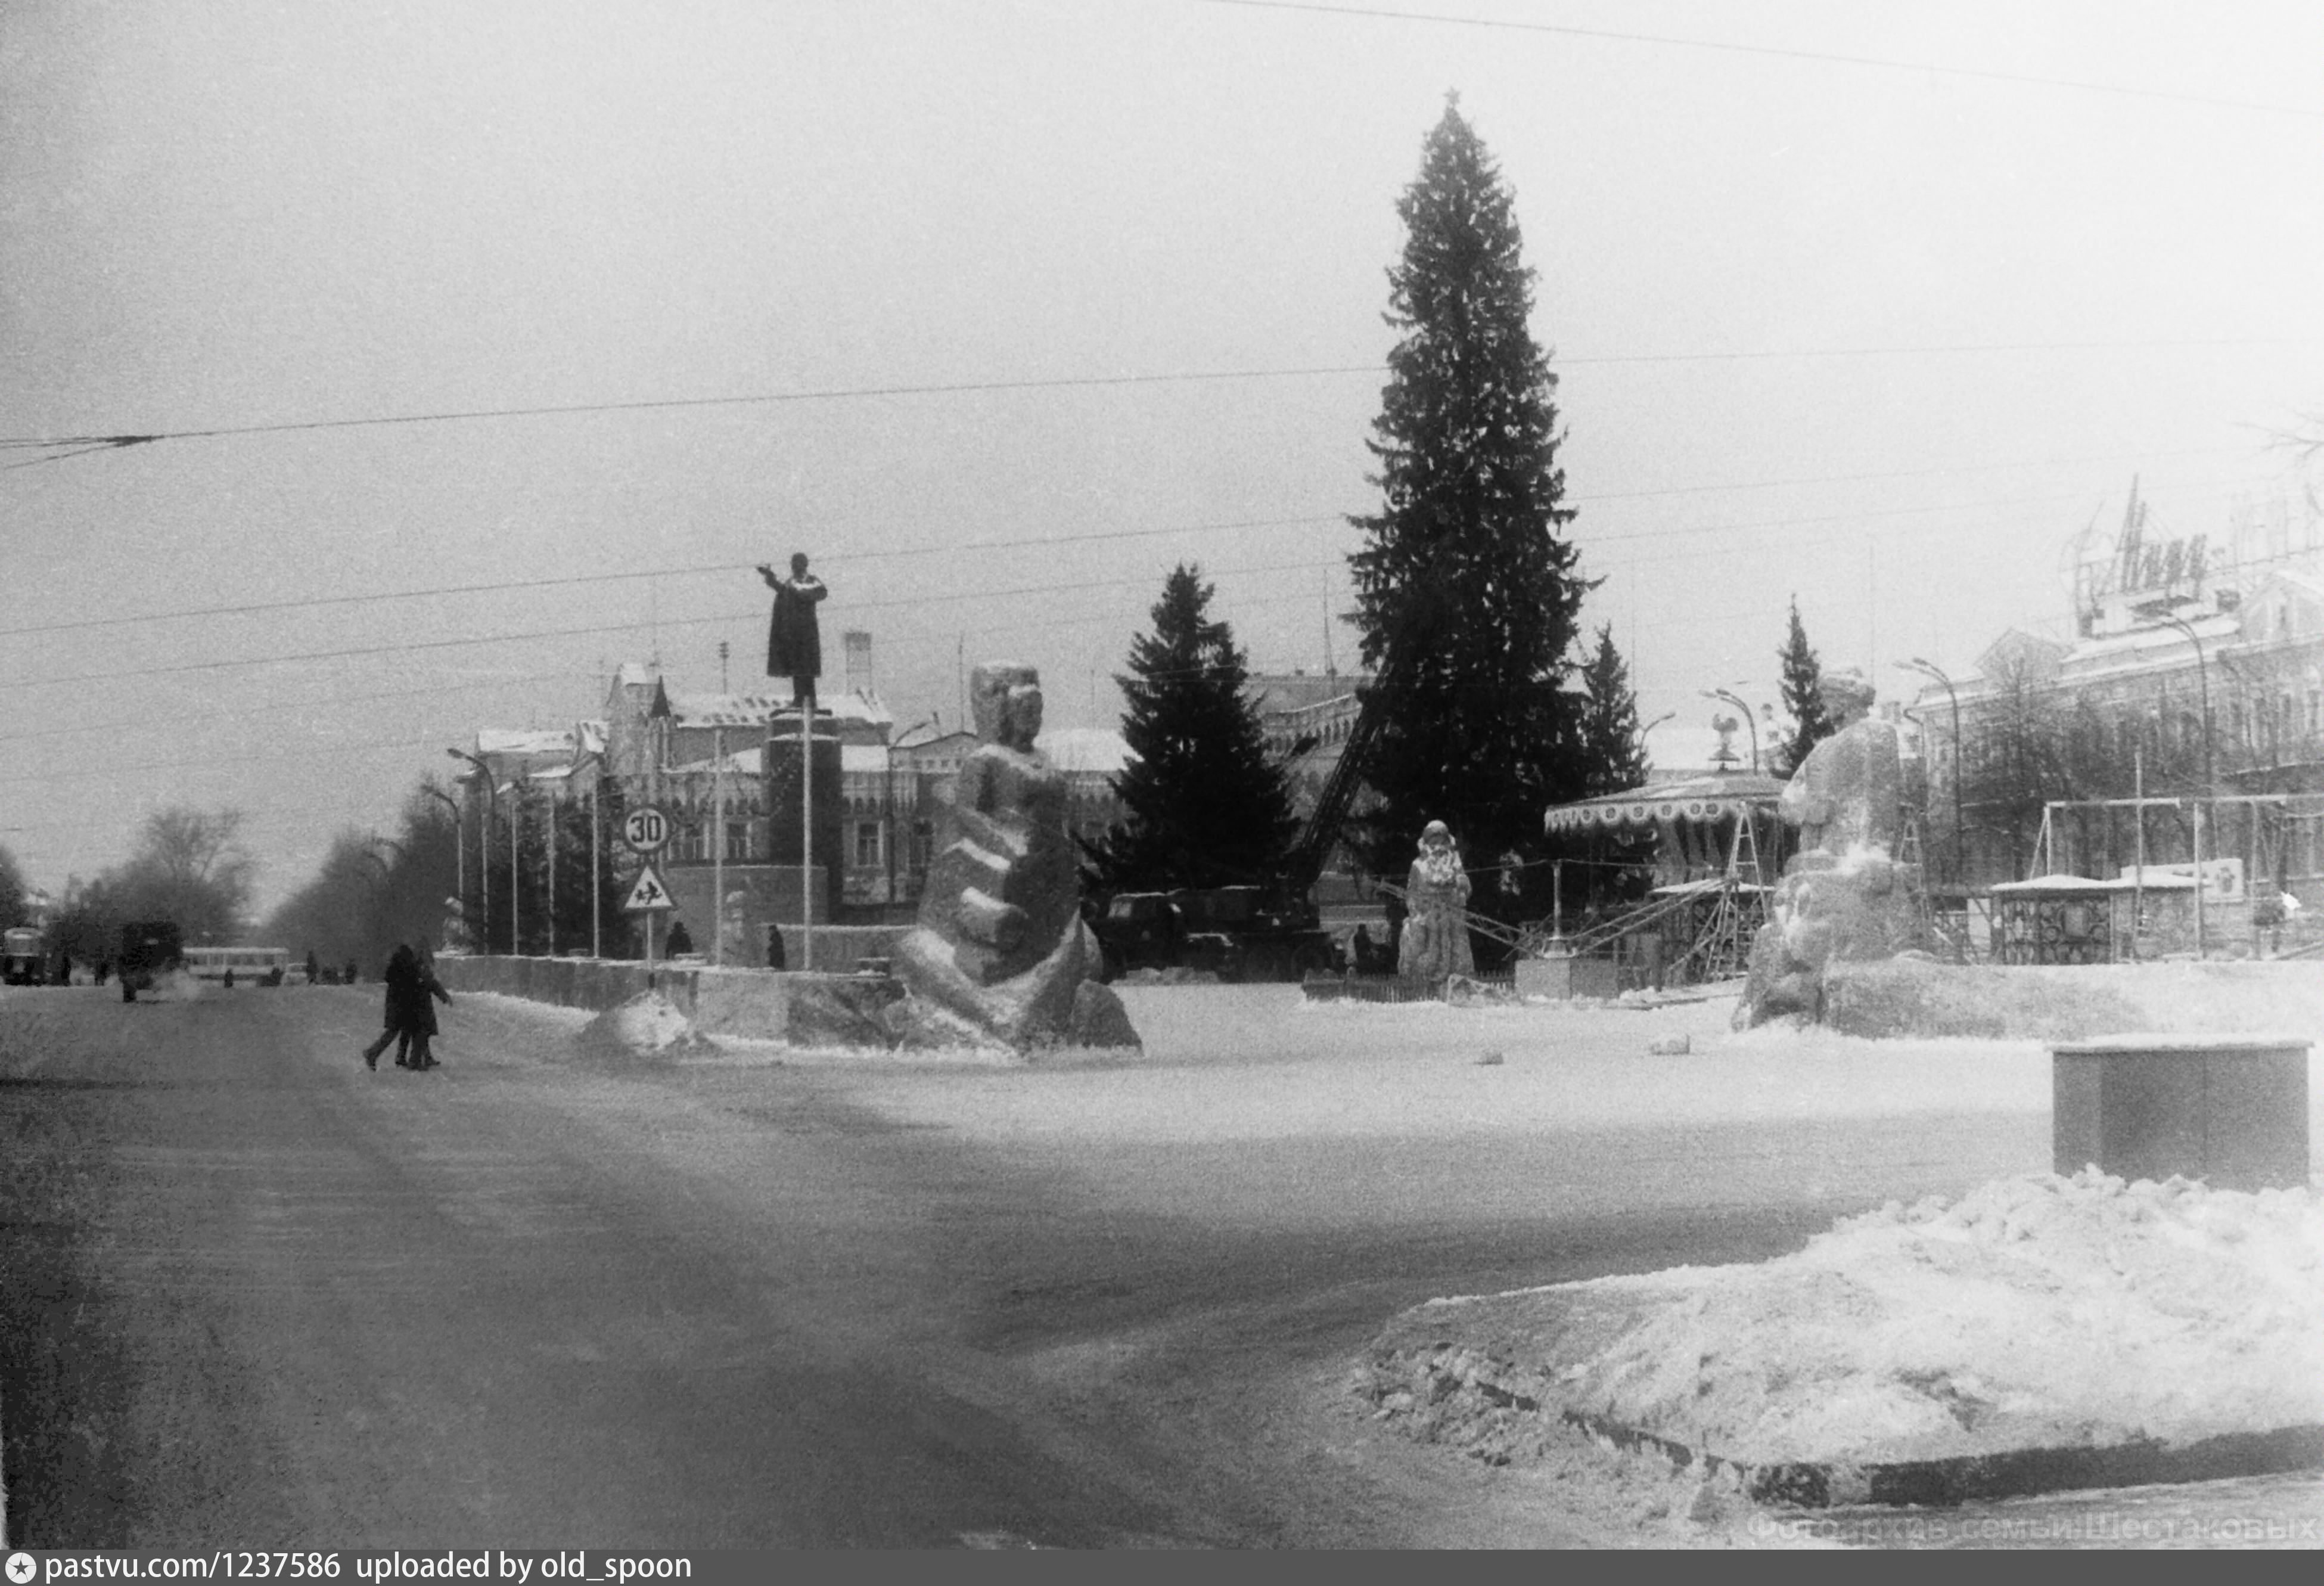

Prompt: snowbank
[
  {"left": 1365, "top": 1171, "right": 2324, "bottom": 1492},
  {"left": 576, "top": 990, "right": 719, "bottom": 1058},
  {"left": 133, "top": 969, "right": 209, "bottom": 1003},
  {"left": 1824, "top": 959, "right": 2324, "bottom": 1043}
]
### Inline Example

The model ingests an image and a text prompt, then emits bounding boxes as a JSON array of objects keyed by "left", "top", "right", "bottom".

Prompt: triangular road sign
[{"left": 623, "top": 864, "right": 675, "bottom": 913}]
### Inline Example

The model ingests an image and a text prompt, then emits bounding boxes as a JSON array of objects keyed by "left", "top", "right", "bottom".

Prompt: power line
[
  {"left": 0, "top": 513, "right": 1347, "bottom": 640},
  {"left": 1199, "top": 0, "right": 2324, "bottom": 122},
  {"left": 4, "top": 339, "right": 2298, "bottom": 468},
  {"left": 14, "top": 469, "right": 2286, "bottom": 694},
  {"left": 0, "top": 668, "right": 582, "bottom": 748},
  {"left": 3, "top": 440, "right": 2276, "bottom": 641},
  {"left": 0, "top": 367, "right": 1378, "bottom": 460}
]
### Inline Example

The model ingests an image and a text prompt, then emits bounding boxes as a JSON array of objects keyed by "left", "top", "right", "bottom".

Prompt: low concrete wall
[
  {"left": 436, "top": 954, "right": 657, "bottom": 1012},
  {"left": 434, "top": 952, "right": 906, "bottom": 1045},
  {"left": 765, "top": 924, "right": 907, "bottom": 973}
]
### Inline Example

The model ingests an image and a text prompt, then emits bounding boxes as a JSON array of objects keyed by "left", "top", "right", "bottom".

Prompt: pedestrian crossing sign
[{"left": 623, "top": 864, "right": 674, "bottom": 913}]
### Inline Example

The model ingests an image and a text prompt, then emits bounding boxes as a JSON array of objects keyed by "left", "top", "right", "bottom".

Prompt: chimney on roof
[{"left": 844, "top": 630, "right": 873, "bottom": 698}]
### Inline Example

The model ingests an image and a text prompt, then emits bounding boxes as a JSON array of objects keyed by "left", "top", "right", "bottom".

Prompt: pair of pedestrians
[{"left": 362, "top": 943, "right": 452, "bottom": 1072}]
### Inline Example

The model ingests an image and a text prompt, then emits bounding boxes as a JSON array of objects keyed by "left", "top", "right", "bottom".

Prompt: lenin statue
[{"left": 759, "top": 552, "right": 828, "bottom": 709}]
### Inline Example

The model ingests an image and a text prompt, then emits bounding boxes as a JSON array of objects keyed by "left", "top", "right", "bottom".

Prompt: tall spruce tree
[
  {"left": 1773, "top": 597, "right": 1838, "bottom": 775},
  {"left": 1086, "top": 564, "right": 1298, "bottom": 894},
  {"left": 1577, "top": 626, "right": 1650, "bottom": 796},
  {"left": 1346, "top": 98, "right": 1591, "bottom": 927}
]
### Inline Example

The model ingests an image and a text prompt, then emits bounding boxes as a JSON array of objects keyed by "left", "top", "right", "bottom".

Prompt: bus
[
  {"left": 3, "top": 926, "right": 45, "bottom": 986},
  {"left": 182, "top": 946, "right": 291, "bottom": 986}
]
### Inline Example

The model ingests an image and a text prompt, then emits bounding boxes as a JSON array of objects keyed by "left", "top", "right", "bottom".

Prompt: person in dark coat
[
  {"left": 400, "top": 946, "right": 453, "bottom": 1070},
  {"left": 665, "top": 920, "right": 695, "bottom": 957},
  {"left": 363, "top": 945, "right": 417, "bottom": 1070},
  {"left": 758, "top": 553, "right": 828, "bottom": 710},
  {"left": 305, "top": 949, "right": 319, "bottom": 985}
]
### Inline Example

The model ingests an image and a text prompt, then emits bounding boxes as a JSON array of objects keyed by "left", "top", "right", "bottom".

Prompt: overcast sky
[{"left": 5, "top": 0, "right": 2320, "bottom": 915}]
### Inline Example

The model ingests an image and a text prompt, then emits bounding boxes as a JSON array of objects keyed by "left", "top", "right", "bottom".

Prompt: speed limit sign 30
[{"left": 622, "top": 805, "right": 672, "bottom": 854}]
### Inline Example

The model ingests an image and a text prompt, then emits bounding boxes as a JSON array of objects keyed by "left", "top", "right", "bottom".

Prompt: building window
[
  {"left": 725, "top": 823, "right": 750, "bottom": 861},
  {"left": 853, "top": 821, "right": 883, "bottom": 868}
]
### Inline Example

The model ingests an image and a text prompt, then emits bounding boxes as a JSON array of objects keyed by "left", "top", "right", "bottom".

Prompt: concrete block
[{"left": 2050, "top": 1035, "right": 2311, "bottom": 1191}]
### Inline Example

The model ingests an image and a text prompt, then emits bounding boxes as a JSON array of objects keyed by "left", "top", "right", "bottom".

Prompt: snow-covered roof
[
  {"left": 1991, "top": 872, "right": 2198, "bottom": 892},
  {"left": 476, "top": 727, "right": 579, "bottom": 758},
  {"left": 841, "top": 744, "right": 888, "bottom": 774},
  {"left": 666, "top": 689, "right": 894, "bottom": 730},
  {"left": 1036, "top": 727, "right": 1133, "bottom": 775}
]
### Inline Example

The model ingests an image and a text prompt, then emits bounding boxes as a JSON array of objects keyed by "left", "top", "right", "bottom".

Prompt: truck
[
  {"left": 1093, "top": 660, "right": 1400, "bottom": 982},
  {"left": 116, "top": 920, "right": 185, "bottom": 1002}
]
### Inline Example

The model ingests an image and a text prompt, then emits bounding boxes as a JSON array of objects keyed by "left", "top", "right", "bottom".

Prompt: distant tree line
[{"left": 46, "top": 806, "right": 258, "bottom": 967}]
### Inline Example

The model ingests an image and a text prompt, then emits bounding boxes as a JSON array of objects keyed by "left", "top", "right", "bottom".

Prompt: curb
[{"left": 1560, "top": 1403, "right": 2324, "bottom": 1508}]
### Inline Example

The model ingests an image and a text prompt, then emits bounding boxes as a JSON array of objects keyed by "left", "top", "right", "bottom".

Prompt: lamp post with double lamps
[
  {"left": 445, "top": 749, "right": 500, "bottom": 954},
  {"left": 1896, "top": 658, "right": 1964, "bottom": 890},
  {"left": 1701, "top": 688, "right": 1760, "bottom": 773}
]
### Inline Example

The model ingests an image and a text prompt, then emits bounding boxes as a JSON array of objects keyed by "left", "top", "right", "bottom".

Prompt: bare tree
[{"left": 114, "top": 805, "right": 255, "bottom": 943}]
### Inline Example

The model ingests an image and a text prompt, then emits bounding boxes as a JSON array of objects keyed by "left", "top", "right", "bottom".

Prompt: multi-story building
[{"left": 1904, "top": 501, "right": 2324, "bottom": 908}]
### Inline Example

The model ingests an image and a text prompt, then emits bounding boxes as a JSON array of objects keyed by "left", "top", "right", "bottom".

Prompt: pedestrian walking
[
  {"left": 403, "top": 945, "right": 453, "bottom": 1070},
  {"left": 305, "top": 949, "right": 319, "bottom": 985},
  {"left": 363, "top": 945, "right": 415, "bottom": 1070}
]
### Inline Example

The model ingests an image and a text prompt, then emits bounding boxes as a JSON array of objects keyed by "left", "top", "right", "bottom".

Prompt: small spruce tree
[
  {"left": 1086, "top": 564, "right": 1298, "bottom": 894},
  {"left": 1576, "top": 626, "right": 1650, "bottom": 796},
  {"left": 1773, "top": 597, "right": 1838, "bottom": 775}
]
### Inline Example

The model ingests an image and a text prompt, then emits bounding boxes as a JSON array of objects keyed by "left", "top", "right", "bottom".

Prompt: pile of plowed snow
[
  {"left": 577, "top": 991, "right": 717, "bottom": 1057},
  {"left": 1369, "top": 1170, "right": 2324, "bottom": 1468}
]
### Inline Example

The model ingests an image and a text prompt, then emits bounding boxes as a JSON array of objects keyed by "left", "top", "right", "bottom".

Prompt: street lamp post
[
  {"left": 446, "top": 749, "right": 498, "bottom": 955},
  {"left": 1701, "top": 689, "right": 1760, "bottom": 772},
  {"left": 418, "top": 785, "right": 464, "bottom": 940},
  {"left": 2151, "top": 613, "right": 2215, "bottom": 794},
  {"left": 2152, "top": 612, "right": 2214, "bottom": 960},
  {"left": 1897, "top": 658, "right": 1965, "bottom": 890}
]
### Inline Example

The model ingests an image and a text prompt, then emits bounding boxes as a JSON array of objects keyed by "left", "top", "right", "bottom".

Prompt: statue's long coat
[{"left": 766, "top": 575, "right": 826, "bottom": 682}]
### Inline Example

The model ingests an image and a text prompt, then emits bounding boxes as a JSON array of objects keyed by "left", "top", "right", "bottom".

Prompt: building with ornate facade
[
  {"left": 452, "top": 640, "right": 1131, "bottom": 956},
  {"left": 1904, "top": 498, "right": 2324, "bottom": 913}
]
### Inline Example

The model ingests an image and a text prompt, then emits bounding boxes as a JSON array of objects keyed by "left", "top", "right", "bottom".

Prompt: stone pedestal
[
  {"left": 2050, "top": 1035, "right": 2311, "bottom": 1191},
  {"left": 1515, "top": 948, "right": 1618, "bottom": 1001},
  {"left": 763, "top": 719, "right": 842, "bottom": 904}
]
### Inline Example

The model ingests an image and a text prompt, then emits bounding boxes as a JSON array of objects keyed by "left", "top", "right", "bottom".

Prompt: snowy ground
[
  {"left": 465, "top": 978, "right": 2324, "bottom": 1542},
  {"left": 1366, "top": 1168, "right": 2323, "bottom": 1470}
]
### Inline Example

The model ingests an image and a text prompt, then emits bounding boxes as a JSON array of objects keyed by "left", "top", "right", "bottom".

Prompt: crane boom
[{"left": 1282, "top": 669, "right": 1393, "bottom": 892}]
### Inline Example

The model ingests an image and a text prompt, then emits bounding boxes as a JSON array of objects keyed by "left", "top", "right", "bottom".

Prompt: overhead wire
[
  {"left": 0, "top": 442, "right": 2273, "bottom": 642},
  {"left": 1197, "top": 0, "right": 2324, "bottom": 122},
  {"left": 8, "top": 467, "right": 2287, "bottom": 704},
  {"left": 1, "top": 337, "right": 2301, "bottom": 469}
]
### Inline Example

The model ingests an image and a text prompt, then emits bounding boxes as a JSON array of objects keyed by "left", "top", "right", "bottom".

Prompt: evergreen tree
[
  {"left": 1576, "top": 626, "right": 1650, "bottom": 796},
  {"left": 1773, "top": 597, "right": 1838, "bottom": 775},
  {"left": 1346, "top": 97, "right": 1592, "bottom": 930},
  {"left": 1086, "top": 564, "right": 1299, "bottom": 894}
]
